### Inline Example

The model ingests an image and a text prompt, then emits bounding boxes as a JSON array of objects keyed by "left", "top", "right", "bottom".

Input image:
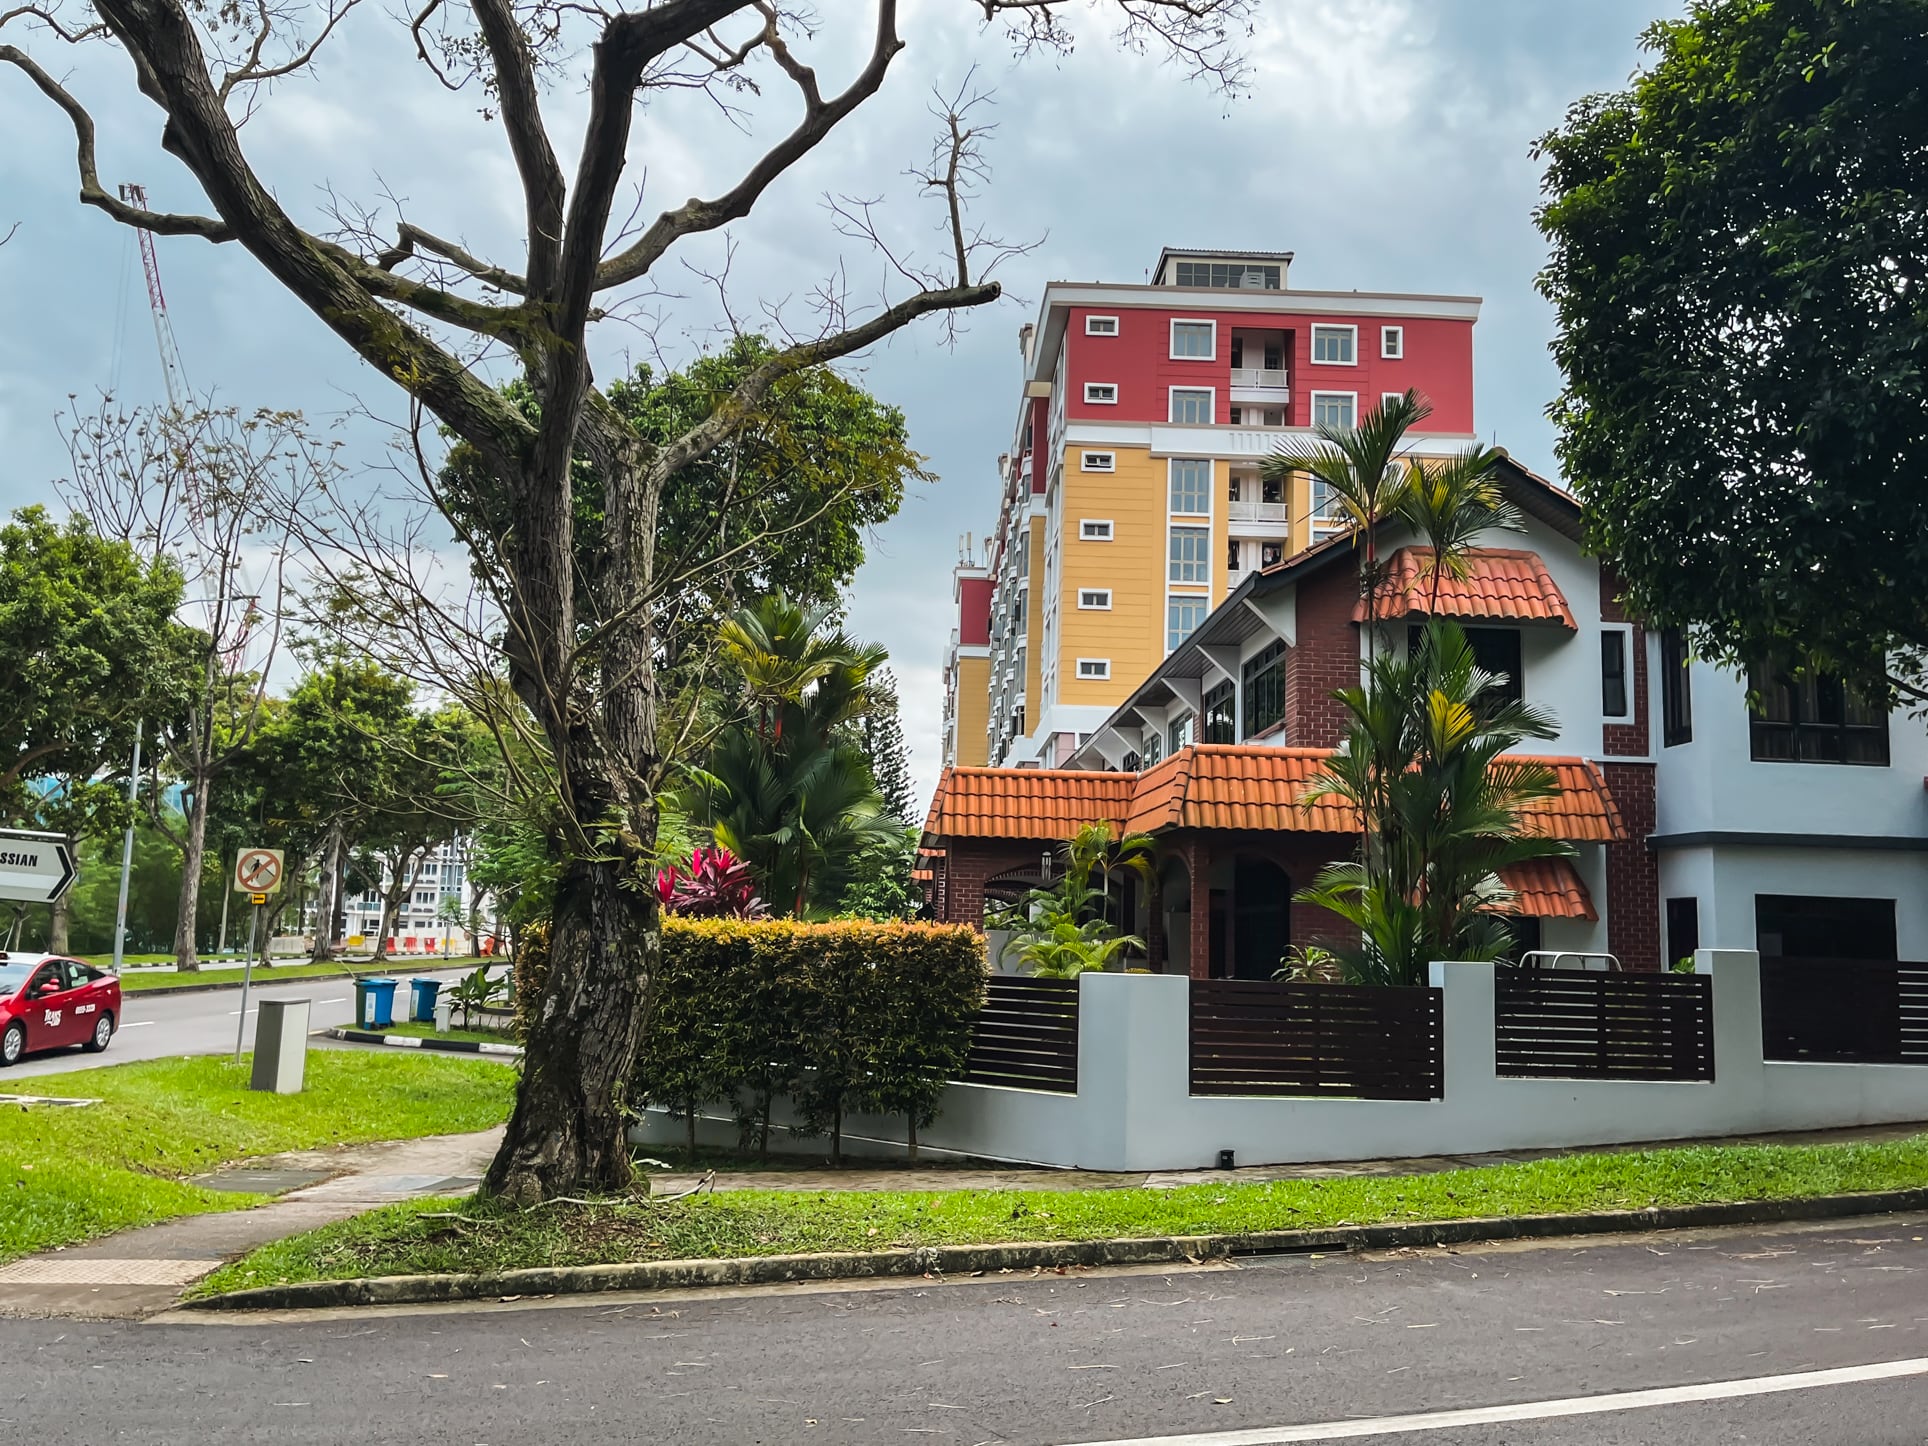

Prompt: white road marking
[
  {"left": 1056, "top": 1357, "right": 1928, "bottom": 1445},
  {"left": 120, "top": 1020, "right": 156, "bottom": 1028}
]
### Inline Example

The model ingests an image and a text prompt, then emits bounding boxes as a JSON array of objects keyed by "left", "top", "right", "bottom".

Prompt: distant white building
[{"left": 332, "top": 837, "right": 496, "bottom": 954}]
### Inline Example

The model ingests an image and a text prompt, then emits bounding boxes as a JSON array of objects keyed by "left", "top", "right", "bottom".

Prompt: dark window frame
[
  {"left": 1747, "top": 661, "right": 1890, "bottom": 767},
  {"left": 1665, "top": 897, "right": 1700, "bottom": 970},
  {"left": 1241, "top": 641, "right": 1286, "bottom": 737},
  {"left": 1409, "top": 624, "right": 1523, "bottom": 708},
  {"left": 1661, "top": 628, "right": 1692, "bottom": 746},
  {"left": 1601, "top": 630, "right": 1629, "bottom": 719},
  {"left": 1202, "top": 680, "right": 1236, "bottom": 744}
]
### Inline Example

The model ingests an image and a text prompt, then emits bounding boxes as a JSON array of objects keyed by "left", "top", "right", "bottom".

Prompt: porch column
[{"left": 1186, "top": 835, "right": 1212, "bottom": 980}]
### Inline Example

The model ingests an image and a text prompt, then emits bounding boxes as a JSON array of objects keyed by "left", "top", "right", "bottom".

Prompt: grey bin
[{"left": 251, "top": 996, "right": 311, "bottom": 1094}]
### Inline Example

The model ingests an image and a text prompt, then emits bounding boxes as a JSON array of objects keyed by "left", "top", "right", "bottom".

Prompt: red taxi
[{"left": 0, "top": 954, "right": 121, "bottom": 1065}]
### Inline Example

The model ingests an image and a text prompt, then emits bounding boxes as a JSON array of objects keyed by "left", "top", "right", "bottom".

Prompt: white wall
[
  {"left": 635, "top": 963, "right": 1928, "bottom": 1172},
  {"left": 1658, "top": 845, "right": 1928, "bottom": 960}
]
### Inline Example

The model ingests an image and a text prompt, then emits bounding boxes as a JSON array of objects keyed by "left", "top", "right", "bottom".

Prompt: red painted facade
[
  {"left": 1061, "top": 305, "right": 1475, "bottom": 431},
  {"left": 957, "top": 576, "right": 992, "bottom": 648}
]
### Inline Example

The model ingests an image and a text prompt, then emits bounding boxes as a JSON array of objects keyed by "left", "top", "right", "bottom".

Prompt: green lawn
[
  {"left": 0, "top": 1052, "right": 516, "bottom": 1265},
  {"left": 197, "top": 1131, "right": 1928, "bottom": 1296},
  {"left": 364, "top": 1021, "right": 518, "bottom": 1046},
  {"left": 115, "top": 958, "right": 486, "bottom": 993}
]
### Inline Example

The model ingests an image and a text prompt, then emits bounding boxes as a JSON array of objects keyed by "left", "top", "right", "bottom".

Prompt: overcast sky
[{"left": 0, "top": 0, "right": 1674, "bottom": 814}]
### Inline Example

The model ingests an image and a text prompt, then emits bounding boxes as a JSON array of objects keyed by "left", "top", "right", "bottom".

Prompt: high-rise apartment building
[{"left": 942, "top": 247, "right": 1483, "bottom": 768}]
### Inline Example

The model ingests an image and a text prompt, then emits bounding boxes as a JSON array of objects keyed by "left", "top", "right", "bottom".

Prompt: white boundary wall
[{"left": 632, "top": 952, "right": 1928, "bottom": 1171}]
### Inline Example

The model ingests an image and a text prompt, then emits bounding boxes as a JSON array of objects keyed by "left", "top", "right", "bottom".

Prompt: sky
[{"left": 0, "top": 0, "right": 1676, "bottom": 815}]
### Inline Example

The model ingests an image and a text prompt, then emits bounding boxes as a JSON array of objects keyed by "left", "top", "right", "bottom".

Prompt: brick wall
[
  {"left": 1285, "top": 563, "right": 1362, "bottom": 748},
  {"left": 1599, "top": 566, "right": 1650, "bottom": 757},
  {"left": 1600, "top": 761, "right": 1660, "bottom": 970},
  {"left": 935, "top": 840, "right": 1053, "bottom": 927}
]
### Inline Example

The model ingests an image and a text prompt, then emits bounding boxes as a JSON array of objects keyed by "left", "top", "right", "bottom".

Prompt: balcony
[
  {"left": 1227, "top": 497, "right": 1289, "bottom": 524},
  {"left": 1229, "top": 367, "right": 1288, "bottom": 388}
]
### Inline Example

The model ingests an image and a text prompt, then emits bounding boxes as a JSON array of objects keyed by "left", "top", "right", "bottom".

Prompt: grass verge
[
  {"left": 116, "top": 959, "right": 486, "bottom": 993},
  {"left": 363, "top": 1021, "right": 517, "bottom": 1046},
  {"left": 0, "top": 1051, "right": 516, "bottom": 1264},
  {"left": 197, "top": 1131, "right": 1928, "bottom": 1297}
]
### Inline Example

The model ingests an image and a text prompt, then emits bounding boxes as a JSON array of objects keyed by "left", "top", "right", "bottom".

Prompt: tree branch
[{"left": 467, "top": 0, "right": 565, "bottom": 297}]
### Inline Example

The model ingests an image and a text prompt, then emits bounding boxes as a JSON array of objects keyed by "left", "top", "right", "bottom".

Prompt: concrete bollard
[{"left": 250, "top": 997, "right": 310, "bottom": 1094}]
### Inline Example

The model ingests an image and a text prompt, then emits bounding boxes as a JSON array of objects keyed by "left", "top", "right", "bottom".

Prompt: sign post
[
  {"left": 0, "top": 828, "right": 77, "bottom": 905},
  {"left": 232, "top": 848, "right": 285, "bottom": 1063}
]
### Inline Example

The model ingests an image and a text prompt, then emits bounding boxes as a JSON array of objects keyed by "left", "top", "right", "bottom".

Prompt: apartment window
[
  {"left": 1227, "top": 538, "right": 1241, "bottom": 571},
  {"left": 1077, "top": 588, "right": 1112, "bottom": 610},
  {"left": 1170, "top": 320, "right": 1217, "bottom": 359},
  {"left": 1601, "top": 630, "right": 1630, "bottom": 719},
  {"left": 1169, "top": 526, "right": 1210, "bottom": 584},
  {"left": 1084, "top": 382, "right": 1118, "bottom": 405},
  {"left": 1660, "top": 628, "right": 1693, "bottom": 746},
  {"left": 1311, "top": 325, "right": 1357, "bottom": 365},
  {"left": 1081, "top": 450, "right": 1115, "bottom": 472},
  {"left": 1174, "top": 261, "right": 1281, "bottom": 289},
  {"left": 1076, "top": 658, "right": 1111, "bottom": 680},
  {"left": 1168, "top": 458, "right": 1211, "bottom": 515},
  {"left": 1260, "top": 540, "right": 1284, "bottom": 568},
  {"left": 1261, "top": 474, "right": 1284, "bottom": 504},
  {"left": 1381, "top": 325, "right": 1405, "bottom": 359},
  {"left": 1201, "top": 680, "right": 1236, "bottom": 743},
  {"left": 1311, "top": 392, "right": 1356, "bottom": 429},
  {"left": 1228, "top": 406, "right": 1242, "bottom": 425},
  {"left": 1169, "top": 388, "right": 1213, "bottom": 425},
  {"left": 1085, "top": 314, "right": 1120, "bottom": 336},
  {"left": 1167, "top": 712, "right": 1194, "bottom": 753},
  {"left": 1079, "top": 519, "right": 1114, "bottom": 541},
  {"left": 1167, "top": 596, "right": 1208, "bottom": 650},
  {"left": 1242, "top": 641, "right": 1286, "bottom": 737},
  {"left": 1227, "top": 474, "right": 1242, "bottom": 502},
  {"left": 1666, "top": 898, "right": 1700, "bottom": 971},
  {"left": 1748, "top": 662, "right": 1890, "bottom": 765},
  {"left": 1382, "top": 392, "right": 1405, "bottom": 412}
]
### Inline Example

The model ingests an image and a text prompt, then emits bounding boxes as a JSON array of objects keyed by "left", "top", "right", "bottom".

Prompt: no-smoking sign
[{"left": 233, "top": 847, "right": 286, "bottom": 895}]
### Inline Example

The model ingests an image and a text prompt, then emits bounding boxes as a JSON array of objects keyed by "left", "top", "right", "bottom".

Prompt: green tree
[
  {"left": 992, "top": 822, "right": 1154, "bottom": 979},
  {"left": 850, "top": 667, "right": 916, "bottom": 825},
  {"left": 837, "top": 827, "right": 921, "bottom": 922},
  {"left": 1534, "top": 0, "right": 1928, "bottom": 695}
]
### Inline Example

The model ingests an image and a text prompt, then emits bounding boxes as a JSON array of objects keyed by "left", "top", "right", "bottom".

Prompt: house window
[
  {"left": 1661, "top": 628, "right": 1693, "bottom": 746},
  {"left": 1748, "top": 663, "right": 1890, "bottom": 765},
  {"left": 1756, "top": 894, "right": 1897, "bottom": 960},
  {"left": 1167, "top": 712, "right": 1194, "bottom": 753},
  {"left": 1167, "top": 596, "right": 1208, "bottom": 650},
  {"left": 1077, "top": 588, "right": 1112, "bottom": 610},
  {"left": 1168, "top": 458, "right": 1211, "bottom": 515},
  {"left": 1079, "top": 519, "right": 1114, "bottom": 541},
  {"left": 1666, "top": 898, "right": 1700, "bottom": 971},
  {"left": 1311, "top": 392, "right": 1356, "bottom": 429},
  {"left": 1242, "top": 641, "right": 1286, "bottom": 736},
  {"left": 1412, "top": 624, "right": 1523, "bottom": 706},
  {"left": 1076, "top": 658, "right": 1111, "bottom": 680},
  {"left": 1310, "top": 325, "right": 1356, "bottom": 364},
  {"left": 1202, "top": 680, "right": 1236, "bottom": 743},
  {"left": 1085, "top": 315, "right": 1119, "bottom": 336},
  {"left": 1084, "top": 382, "right": 1118, "bottom": 405},
  {"left": 1169, "top": 527, "right": 1210, "bottom": 584},
  {"left": 1601, "top": 630, "right": 1630, "bottom": 719},
  {"left": 1381, "top": 325, "right": 1404, "bottom": 359},
  {"left": 1170, "top": 320, "right": 1216, "bottom": 359},
  {"left": 1141, "top": 731, "right": 1162, "bottom": 767},
  {"left": 1169, "top": 388, "right": 1213, "bottom": 425},
  {"left": 1081, "top": 451, "right": 1115, "bottom": 472}
]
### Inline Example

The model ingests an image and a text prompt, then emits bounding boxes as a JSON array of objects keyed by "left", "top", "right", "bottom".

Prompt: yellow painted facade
[
  {"left": 952, "top": 654, "right": 991, "bottom": 767},
  {"left": 1024, "top": 525, "right": 1044, "bottom": 711}
]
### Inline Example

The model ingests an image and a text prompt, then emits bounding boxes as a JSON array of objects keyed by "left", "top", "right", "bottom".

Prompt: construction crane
[{"left": 117, "top": 182, "right": 192, "bottom": 412}]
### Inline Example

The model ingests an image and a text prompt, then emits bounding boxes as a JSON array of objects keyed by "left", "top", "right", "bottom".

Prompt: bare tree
[
  {"left": 4, "top": 0, "right": 1250, "bottom": 1200},
  {"left": 58, "top": 401, "right": 331, "bottom": 969}
]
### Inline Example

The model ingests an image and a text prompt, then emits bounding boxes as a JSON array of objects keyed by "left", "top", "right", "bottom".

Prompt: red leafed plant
[{"left": 656, "top": 845, "right": 770, "bottom": 919}]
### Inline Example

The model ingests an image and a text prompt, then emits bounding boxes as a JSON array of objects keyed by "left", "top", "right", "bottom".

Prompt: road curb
[
  {"left": 182, "top": 1183, "right": 1928, "bottom": 1313},
  {"left": 322, "top": 1027, "right": 522, "bottom": 1058}
]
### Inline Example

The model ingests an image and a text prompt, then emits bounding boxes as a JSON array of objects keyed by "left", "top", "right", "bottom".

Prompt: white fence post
[
  {"left": 1430, "top": 960, "right": 1496, "bottom": 1104},
  {"left": 1077, "top": 971, "right": 1191, "bottom": 1171}
]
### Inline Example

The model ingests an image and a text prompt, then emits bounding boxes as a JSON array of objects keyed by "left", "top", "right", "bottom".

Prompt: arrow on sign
[{"left": 0, "top": 829, "right": 77, "bottom": 904}]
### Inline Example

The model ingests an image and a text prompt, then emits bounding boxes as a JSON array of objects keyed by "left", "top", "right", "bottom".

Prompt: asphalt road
[
  {"left": 3, "top": 966, "right": 479, "bottom": 1079},
  {"left": 7, "top": 1214, "right": 1928, "bottom": 1443}
]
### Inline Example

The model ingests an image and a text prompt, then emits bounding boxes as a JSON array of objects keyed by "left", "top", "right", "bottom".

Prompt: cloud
[{"left": 0, "top": 0, "right": 1674, "bottom": 820}]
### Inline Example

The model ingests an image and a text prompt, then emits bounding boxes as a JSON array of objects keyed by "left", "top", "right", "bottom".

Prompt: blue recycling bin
[
  {"left": 410, "top": 977, "right": 441, "bottom": 1024},
  {"left": 355, "top": 977, "right": 398, "bottom": 1029}
]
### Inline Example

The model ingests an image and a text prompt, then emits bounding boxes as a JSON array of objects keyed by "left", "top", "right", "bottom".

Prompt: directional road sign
[
  {"left": 233, "top": 847, "right": 286, "bottom": 895},
  {"left": 0, "top": 828, "right": 76, "bottom": 904}
]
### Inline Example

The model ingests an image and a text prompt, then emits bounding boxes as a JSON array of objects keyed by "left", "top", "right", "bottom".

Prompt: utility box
[{"left": 250, "top": 996, "right": 310, "bottom": 1094}]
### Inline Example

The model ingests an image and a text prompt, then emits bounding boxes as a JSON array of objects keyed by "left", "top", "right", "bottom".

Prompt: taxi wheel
[
  {"left": 83, "top": 1012, "right": 115, "bottom": 1053},
  {"left": 0, "top": 1021, "right": 23, "bottom": 1067}
]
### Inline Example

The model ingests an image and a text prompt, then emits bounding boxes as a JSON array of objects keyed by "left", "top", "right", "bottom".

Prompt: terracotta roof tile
[
  {"left": 1494, "top": 857, "right": 1597, "bottom": 920},
  {"left": 927, "top": 747, "right": 1626, "bottom": 844},
  {"left": 1358, "top": 547, "right": 1577, "bottom": 628}
]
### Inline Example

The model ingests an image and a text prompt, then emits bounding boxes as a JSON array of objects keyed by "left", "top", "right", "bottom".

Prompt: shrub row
[{"left": 636, "top": 919, "right": 986, "bottom": 1161}]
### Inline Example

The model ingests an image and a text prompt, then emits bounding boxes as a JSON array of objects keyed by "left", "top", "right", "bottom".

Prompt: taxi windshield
[{"left": 0, "top": 964, "right": 33, "bottom": 993}]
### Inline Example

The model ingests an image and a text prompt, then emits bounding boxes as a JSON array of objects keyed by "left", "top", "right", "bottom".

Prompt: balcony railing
[
  {"left": 1227, "top": 498, "right": 1288, "bottom": 523},
  {"left": 1229, "top": 367, "right": 1289, "bottom": 388}
]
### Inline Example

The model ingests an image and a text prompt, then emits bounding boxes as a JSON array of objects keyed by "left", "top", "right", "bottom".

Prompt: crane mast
[{"left": 118, "top": 182, "right": 191, "bottom": 412}]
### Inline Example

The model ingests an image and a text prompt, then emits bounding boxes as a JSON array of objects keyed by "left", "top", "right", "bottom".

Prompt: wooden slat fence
[
  {"left": 1189, "top": 979, "right": 1443, "bottom": 1100},
  {"left": 1495, "top": 968, "right": 1713, "bottom": 1081},
  {"left": 960, "top": 976, "right": 1079, "bottom": 1092},
  {"left": 1761, "top": 957, "right": 1928, "bottom": 1064}
]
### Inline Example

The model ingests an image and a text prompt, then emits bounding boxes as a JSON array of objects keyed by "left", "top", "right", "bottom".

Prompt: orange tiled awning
[
  {"left": 925, "top": 746, "right": 1624, "bottom": 844},
  {"left": 1357, "top": 547, "right": 1577, "bottom": 629},
  {"left": 1494, "top": 857, "right": 1597, "bottom": 920}
]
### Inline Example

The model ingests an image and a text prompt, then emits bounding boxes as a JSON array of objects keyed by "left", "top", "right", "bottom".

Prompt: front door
[{"left": 22, "top": 963, "right": 83, "bottom": 1048}]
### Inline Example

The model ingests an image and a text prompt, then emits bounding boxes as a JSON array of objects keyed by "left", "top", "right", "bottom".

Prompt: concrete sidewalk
[{"left": 0, "top": 1127, "right": 501, "bottom": 1320}]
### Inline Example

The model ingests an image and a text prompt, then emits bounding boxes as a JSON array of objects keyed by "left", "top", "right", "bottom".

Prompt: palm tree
[
  {"left": 994, "top": 822, "right": 1155, "bottom": 978},
  {"left": 1397, "top": 449, "right": 1521, "bottom": 616},
  {"left": 1297, "top": 619, "right": 1573, "bottom": 986},
  {"left": 717, "top": 597, "right": 884, "bottom": 743}
]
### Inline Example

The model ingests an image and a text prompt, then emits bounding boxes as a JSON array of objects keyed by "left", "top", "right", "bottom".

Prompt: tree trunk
[
  {"left": 372, "top": 857, "right": 410, "bottom": 963},
  {"left": 172, "top": 771, "right": 212, "bottom": 971},
  {"left": 47, "top": 850, "right": 72, "bottom": 954},
  {"left": 310, "top": 822, "right": 344, "bottom": 963}
]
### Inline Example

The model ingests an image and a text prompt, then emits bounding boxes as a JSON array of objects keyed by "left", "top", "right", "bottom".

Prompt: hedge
[{"left": 635, "top": 919, "right": 985, "bottom": 1162}]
